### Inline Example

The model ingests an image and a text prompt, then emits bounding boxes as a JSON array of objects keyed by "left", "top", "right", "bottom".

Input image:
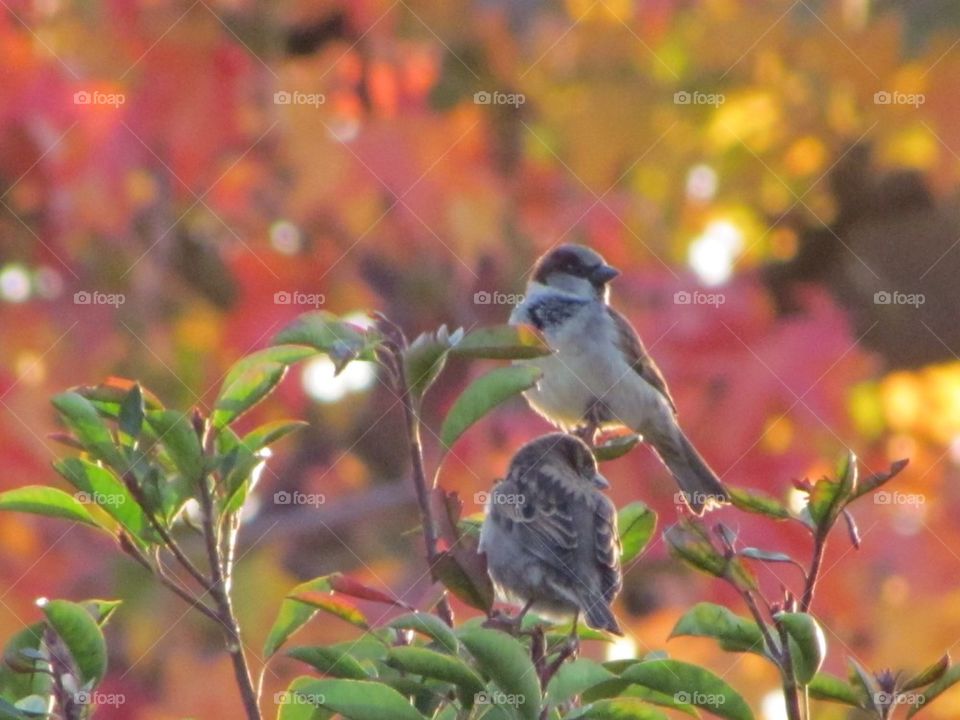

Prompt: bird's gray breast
[{"left": 511, "top": 295, "right": 626, "bottom": 429}]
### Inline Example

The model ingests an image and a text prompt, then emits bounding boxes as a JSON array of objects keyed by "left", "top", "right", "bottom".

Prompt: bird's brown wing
[
  {"left": 592, "top": 494, "right": 622, "bottom": 603},
  {"left": 498, "top": 467, "right": 583, "bottom": 588},
  {"left": 609, "top": 307, "right": 677, "bottom": 414}
]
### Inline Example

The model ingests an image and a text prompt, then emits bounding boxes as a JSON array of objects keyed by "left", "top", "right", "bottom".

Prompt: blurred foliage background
[{"left": 2, "top": 0, "right": 960, "bottom": 717}]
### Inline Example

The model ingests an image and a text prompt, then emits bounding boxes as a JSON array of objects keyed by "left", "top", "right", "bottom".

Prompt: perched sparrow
[
  {"left": 509, "top": 244, "right": 729, "bottom": 514},
  {"left": 479, "top": 433, "right": 623, "bottom": 635}
]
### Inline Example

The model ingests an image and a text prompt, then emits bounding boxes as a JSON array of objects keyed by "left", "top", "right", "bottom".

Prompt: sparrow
[
  {"left": 479, "top": 433, "right": 623, "bottom": 635},
  {"left": 509, "top": 244, "right": 729, "bottom": 514}
]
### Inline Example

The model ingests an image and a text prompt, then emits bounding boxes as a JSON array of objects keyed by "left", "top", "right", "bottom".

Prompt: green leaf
[
  {"left": 118, "top": 384, "right": 144, "bottom": 440},
  {"left": 663, "top": 519, "right": 757, "bottom": 590},
  {"left": 275, "top": 676, "right": 331, "bottom": 720},
  {"left": 403, "top": 327, "right": 462, "bottom": 400},
  {"left": 440, "top": 366, "right": 541, "bottom": 449},
  {"left": 664, "top": 520, "right": 738, "bottom": 581},
  {"left": 593, "top": 435, "right": 640, "bottom": 462},
  {"left": 0, "top": 486, "right": 101, "bottom": 529},
  {"left": 239, "top": 420, "right": 308, "bottom": 452},
  {"left": 265, "top": 576, "right": 353, "bottom": 656},
  {"left": 82, "top": 599, "right": 122, "bottom": 627},
  {"left": 294, "top": 679, "right": 427, "bottom": 720},
  {"left": 618, "top": 503, "right": 657, "bottom": 565},
  {"left": 53, "top": 458, "right": 153, "bottom": 542},
  {"left": 670, "top": 603, "right": 767, "bottom": 655},
  {"left": 775, "top": 612, "right": 826, "bottom": 684},
  {"left": 40, "top": 599, "right": 107, "bottom": 684},
  {"left": 618, "top": 659, "right": 754, "bottom": 720},
  {"left": 564, "top": 698, "right": 670, "bottom": 719},
  {"left": 51, "top": 392, "right": 126, "bottom": 470},
  {"left": 728, "top": 487, "right": 791, "bottom": 520},
  {"left": 903, "top": 654, "right": 950, "bottom": 691},
  {"left": 288, "top": 590, "right": 369, "bottom": 630},
  {"left": 222, "top": 345, "right": 317, "bottom": 388},
  {"left": 545, "top": 658, "right": 615, "bottom": 706},
  {"left": 12, "top": 696, "right": 48, "bottom": 717},
  {"left": 807, "top": 459, "right": 855, "bottom": 530},
  {"left": 664, "top": 520, "right": 725, "bottom": 576},
  {"left": 808, "top": 672, "right": 864, "bottom": 707},
  {"left": 847, "top": 658, "right": 879, "bottom": 713},
  {"left": 213, "top": 361, "right": 287, "bottom": 429},
  {"left": 850, "top": 458, "right": 910, "bottom": 501},
  {"left": 74, "top": 378, "right": 164, "bottom": 415},
  {"left": 145, "top": 410, "right": 203, "bottom": 480},
  {"left": 217, "top": 428, "right": 267, "bottom": 514},
  {"left": 273, "top": 313, "right": 380, "bottom": 371},
  {"left": 836, "top": 451, "right": 858, "bottom": 497},
  {"left": 387, "top": 612, "right": 458, "bottom": 654},
  {"left": 0, "top": 623, "right": 52, "bottom": 702},
  {"left": 449, "top": 324, "right": 551, "bottom": 360},
  {"left": 286, "top": 646, "right": 370, "bottom": 680},
  {"left": 0, "top": 698, "right": 31, "bottom": 720},
  {"left": 432, "top": 537, "right": 494, "bottom": 613},
  {"left": 907, "top": 664, "right": 960, "bottom": 718},
  {"left": 459, "top": 628, "right": 541, "bottom": 720},
  {"left": 386, "top": 646, "right": 485, "bottom": 699},
  {"left": 738, "top": 548, "right": 795, "bottom": 565}
]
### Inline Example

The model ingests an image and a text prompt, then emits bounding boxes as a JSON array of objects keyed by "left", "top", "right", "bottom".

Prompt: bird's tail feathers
[
  {"left": 583, "top": 600, "right": 623, "bottom": 636},
  {"left": 654, "top": 428, "right": 729, "bottom": 515}
]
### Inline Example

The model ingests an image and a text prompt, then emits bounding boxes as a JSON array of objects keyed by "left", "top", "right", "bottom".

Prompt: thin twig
[
  {"left": 380, "top": 322, "right": 454, "bottom": 627},
  {"left": 739, "top": 589, "right": 780, "bottom": 659},
  {"left": 121, "top": 471, "right": 212, "bottom": 591},
  {"left": 776, "top": 620, "right": 805, "bottom": 720},
  {"left": 800, "top": 532, "right": 827, "bottom": 613},
  {"left": 197, "top": 438, "right": 262, "bottom": 720},
  {"left": 117, "top": 533, "right": 222, "bottom": 624}
]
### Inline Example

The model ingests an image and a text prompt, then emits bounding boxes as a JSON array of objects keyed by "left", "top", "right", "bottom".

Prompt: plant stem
[
  {"left": 121, "top": 472, "right": 212, "bottom": 591},
  {"left": 739, "top": 589, "right": 779, "bottom": 658},
  {"left": 387, "top": 336, "right": 454, "bottom": 626},
  {"left": 777, "top": 620, "right": 805, "bottom": 720},
  {"left": 800, "top": 532, "right": 827, "bottom": 612},
  {"left": 197, "top": 469, "right": 262, "bottom": 720},
  {"left": 117, "top": 532, "right": 222, "bottom": 623}
]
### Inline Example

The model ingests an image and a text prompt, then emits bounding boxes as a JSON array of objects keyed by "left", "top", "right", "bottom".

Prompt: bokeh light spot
[
  {"left": 0, "top": 264, "right": 31, "bottom": 302},
  {"left": 303, "top": 355, "right": 376, "bottom": 403},
  {"left": 688, "top": 220, "right": 743, "bottom": 286}
]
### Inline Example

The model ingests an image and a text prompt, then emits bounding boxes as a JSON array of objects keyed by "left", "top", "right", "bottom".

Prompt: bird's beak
[
  {"left": 592, "top": 472, "right": 610, "bottom": 489},
  {"left": 591, "top": 264, "right": 620, "bottom": 284}
]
